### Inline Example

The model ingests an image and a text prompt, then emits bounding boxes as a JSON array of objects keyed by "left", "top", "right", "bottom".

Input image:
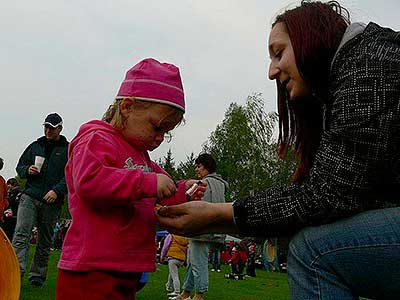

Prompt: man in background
[{"left": 12, "top": 113, "right": 68, "bottom": 287}]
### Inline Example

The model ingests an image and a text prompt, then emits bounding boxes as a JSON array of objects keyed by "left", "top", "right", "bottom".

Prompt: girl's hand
[{"left": 156, "top": 174, "right": 177, "bottom": 199}]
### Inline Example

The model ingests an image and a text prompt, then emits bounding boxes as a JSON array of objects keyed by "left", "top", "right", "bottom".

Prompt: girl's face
[
  {"left": 120, "top": 99, "right": 182, "bottom": 151},
  {"left": 268, "top": 22, "right": 310, "bottom": 100}
]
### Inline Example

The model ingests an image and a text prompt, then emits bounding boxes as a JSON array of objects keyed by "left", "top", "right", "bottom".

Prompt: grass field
[
  {"left": 21, "top": 246, "right": 290, "bottom": 300},
  {"left": 20, "top": 247, "right": 60, "bottom": 300}
]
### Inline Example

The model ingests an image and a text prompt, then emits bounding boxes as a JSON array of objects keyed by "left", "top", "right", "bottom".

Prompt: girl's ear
[{"left": 119, "top": 98, "right": 134, "bottom": 117}]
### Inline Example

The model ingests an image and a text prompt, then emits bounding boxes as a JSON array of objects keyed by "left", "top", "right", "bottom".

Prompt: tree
[
  {"left": 268, "top": 146, "right": 297, "bottom": 186},
  {"left": 176, "top": 152, "right": 197, "bottom": 179},
  {"left": 203, "top": 93, "right": 294, "bottom": 200},
  {"left": 160, "top": 149, "right": 178, "bottom": 181},
  {"left": 15, "top": 175, "right": 26, "bottom": 190}
]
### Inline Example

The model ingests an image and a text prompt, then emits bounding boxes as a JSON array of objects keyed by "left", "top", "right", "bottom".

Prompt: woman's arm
[{"left": 157, "top": 202, "right": 237, "bottom": 236}]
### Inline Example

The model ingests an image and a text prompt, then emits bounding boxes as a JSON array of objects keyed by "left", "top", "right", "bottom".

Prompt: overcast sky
[{"left": 1, "top": 0, "right": 399, "bottom": 180}]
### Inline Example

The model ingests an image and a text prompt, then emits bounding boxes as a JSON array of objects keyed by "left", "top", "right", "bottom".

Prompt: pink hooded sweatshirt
[{"left": 58, "top": 120, "right": 187, "bottom": 273}]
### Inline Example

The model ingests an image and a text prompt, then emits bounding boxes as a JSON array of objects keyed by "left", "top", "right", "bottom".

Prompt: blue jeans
[
  {"left": 209, "top": 244, "right": 222, "bottom": 270},
  {"left": 182, "top": 240, "right": 210, "bottom": 293},
  {"left": 288, "top": 207, "right": 400, "bottom": 300},
  {"left": 12, "top": 193, "right": 61, "bottom": 284}
]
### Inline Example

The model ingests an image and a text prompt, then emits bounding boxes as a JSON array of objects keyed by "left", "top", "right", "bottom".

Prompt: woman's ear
[{"left": 119, "top": 98, "right": 134, "bottom": 117}]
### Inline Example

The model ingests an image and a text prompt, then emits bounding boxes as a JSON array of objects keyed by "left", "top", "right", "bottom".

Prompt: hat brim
[{"left": 43, "top": 122, "right": 62, "bottom": 128}]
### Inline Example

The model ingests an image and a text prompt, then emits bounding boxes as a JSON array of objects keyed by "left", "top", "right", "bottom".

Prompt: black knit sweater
[{"left": 233, "top": 23, "right": 400, "bottom": 237}]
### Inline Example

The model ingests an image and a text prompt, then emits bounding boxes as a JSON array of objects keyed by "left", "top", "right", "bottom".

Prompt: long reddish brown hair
[{"left": 273, "top": 0, "right": 350, "bottom": 183}]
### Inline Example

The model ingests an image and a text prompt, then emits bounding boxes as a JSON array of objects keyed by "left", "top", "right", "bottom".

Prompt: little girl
[{"left": 56, "top": 58, "right": 199, "bottom": 300}]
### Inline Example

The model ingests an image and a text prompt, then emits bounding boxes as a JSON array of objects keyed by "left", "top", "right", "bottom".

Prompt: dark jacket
[
  {"left": 7, "top": 186, "right": 21, "bottom": 216},
  {"left": 233, "top": 23, "right": 400, "bottom": 236},
  {"left": 16, "top": 135, "right": 69, "bottom": 203}
]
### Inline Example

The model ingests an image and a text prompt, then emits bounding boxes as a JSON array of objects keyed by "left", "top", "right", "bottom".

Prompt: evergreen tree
[
  {"left": 176, "top": 152, "right": 196, "bottom": 179},
  {"left": 160, "top": 149, "right": 178, "bottom": 181}
]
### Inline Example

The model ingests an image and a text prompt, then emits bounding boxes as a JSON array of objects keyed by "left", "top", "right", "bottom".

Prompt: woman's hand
[
  {"left": 157, "top": 202, "right": 236, "bottom": 236},
  {"left": 185, "top": 179, "right": 206, "bottom": 201}
]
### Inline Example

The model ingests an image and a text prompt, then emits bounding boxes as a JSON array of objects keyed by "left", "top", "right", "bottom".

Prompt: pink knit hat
[{"left": 117, "top": 58, "right": 185, "bottom": 112}]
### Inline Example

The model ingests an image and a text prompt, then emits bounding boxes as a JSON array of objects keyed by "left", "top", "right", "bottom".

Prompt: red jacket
[
  {"left": 0, "top": 176, "right": 8, "bottom": 222},
  {"left": 59, "top": 120, "right": 187, "bottom": 273},
  {"left": 229, "top": 250, "right": 247, "bottom": 265}
]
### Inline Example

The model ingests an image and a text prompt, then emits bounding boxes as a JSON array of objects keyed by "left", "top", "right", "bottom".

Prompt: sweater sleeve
[
  {"left": 69, "top": 133, "right": 157, "bottom": 207},
  {"left": 233, "top": 27, "right": 400, "bottom": 237},
  {"left": 16, "top": 143, "right": 34, "bottom": 179},
  {"left": 52, "top": 176, "right": 68, "bottom": 199}
]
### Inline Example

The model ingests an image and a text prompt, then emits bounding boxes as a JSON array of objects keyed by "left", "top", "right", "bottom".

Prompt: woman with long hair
[{"left": 158, "top": 1, "right": 400, "bottom": 299}]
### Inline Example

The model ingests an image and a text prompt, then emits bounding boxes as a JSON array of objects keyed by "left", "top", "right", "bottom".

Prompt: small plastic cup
[{"left": 34, "top": 156, "right": 45, "bottom": 172}]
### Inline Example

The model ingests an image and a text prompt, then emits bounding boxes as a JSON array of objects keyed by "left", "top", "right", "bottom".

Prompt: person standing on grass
[
  {"left": 227, "top": 246, "right": 240, "bottom": 275},
  {"left": 175, "top": 153, "right": 228, "bottom": 300},
  {"left": 161, "top": 233, "right": 189, "bottom": 299},
  {"left": 13, "top": 113, "right": 68, "bottom": 288},
  {"left": 246, "top": 243, "right": 256, "bottom": 277},
  {"left": 158, "top": 1, "right": 400, "bottom": 299},
  {"left": 1, "top": 178, "right": 21, "bottom": 241},
  {"left": 209, "top": 242, "right": 223, "bottom": 273}
]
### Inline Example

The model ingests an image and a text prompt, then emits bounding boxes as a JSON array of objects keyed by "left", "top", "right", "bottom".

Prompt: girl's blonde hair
[
  {"left": 102, "top": 97, "right": 184, "bottom": 131},
  {"left": 102, "top": 97, "right": 148, "bottom": 130}
]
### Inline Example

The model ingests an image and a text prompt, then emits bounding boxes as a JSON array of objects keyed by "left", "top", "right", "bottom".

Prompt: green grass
[
  {"left": 21, "top": 246, "right": 290, "bottom": 300},
  {"left": 137, "top": 264, "right": 289, "bottom": 300},
  {"left": 20, "top": 246, "right": 60, "bottom": 300}
]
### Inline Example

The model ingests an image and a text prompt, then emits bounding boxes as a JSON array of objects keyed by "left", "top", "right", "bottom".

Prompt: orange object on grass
[{"left": 0, "top": 227, "right": 20, "bottom": 300}]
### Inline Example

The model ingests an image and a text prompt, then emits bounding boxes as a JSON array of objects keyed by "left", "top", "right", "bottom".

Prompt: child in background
[
  {"left": 246, "top": 243, "right": 256, "bottom": 277},
  {"left": 0, "top": 158, "right": 8, "bottom": 224},
  {"left": 228, "top": 243, "right": 247, "bottom": 275},
  {"left": 228, "top": 247, "right": 240, "bottom": 275},
  {"left": 161, "top": 233, "right": 189, "bottom": 299},
  {"left": 2, "top": 178, "right": 20, "bottom": 241},
  {"left": 56, "top": 58, "right": 202, "bottom": 300}
]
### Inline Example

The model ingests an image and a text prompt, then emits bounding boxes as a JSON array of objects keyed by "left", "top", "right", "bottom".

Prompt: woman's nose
[{"left": 268, "top": 62, "right": 279, "bottom": 80}]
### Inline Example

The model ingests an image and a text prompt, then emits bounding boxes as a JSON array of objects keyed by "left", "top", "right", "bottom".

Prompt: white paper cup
[{"left": 34, "top": 156, "right": 45, "bottom": 172}]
